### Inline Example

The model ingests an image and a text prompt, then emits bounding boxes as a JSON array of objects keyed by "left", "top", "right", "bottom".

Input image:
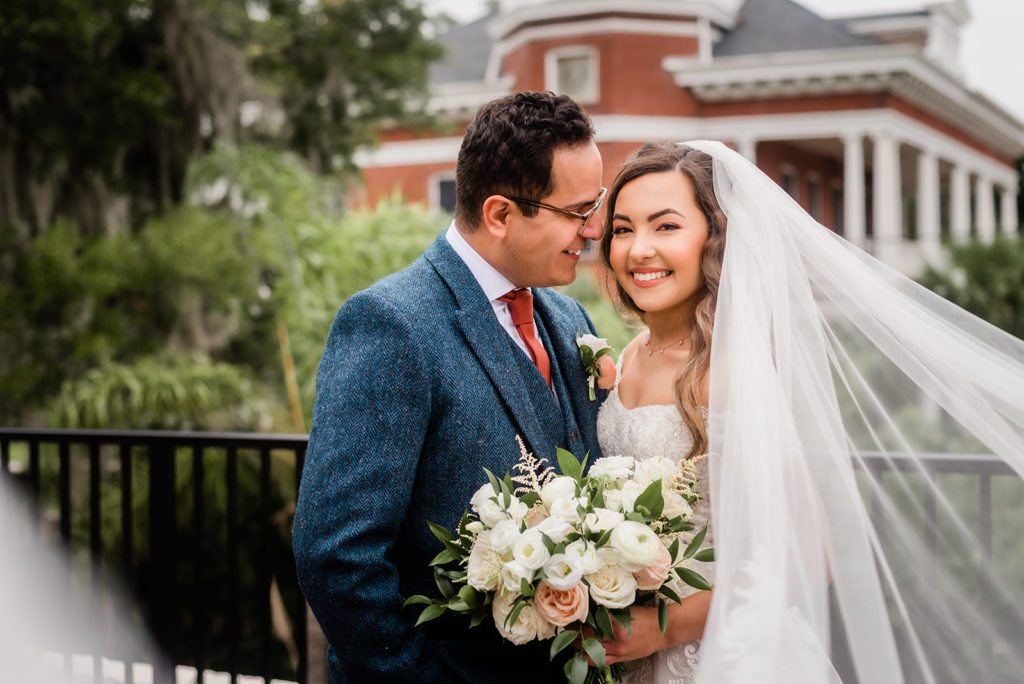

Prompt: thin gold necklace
[{"left": 642, "top": 332, "right": 687, "bottom": 356}]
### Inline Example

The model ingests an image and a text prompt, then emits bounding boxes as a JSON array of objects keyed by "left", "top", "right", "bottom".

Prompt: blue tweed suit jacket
[{"left": 293, "top": 231, "right": 605, "bottom": 683}]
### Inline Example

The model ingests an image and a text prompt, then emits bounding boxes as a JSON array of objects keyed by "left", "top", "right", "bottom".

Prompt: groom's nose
[{"left": 578, "top": 214, "right": 602, "bottom": 240}]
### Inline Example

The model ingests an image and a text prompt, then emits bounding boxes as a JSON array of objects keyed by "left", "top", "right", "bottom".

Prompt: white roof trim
[
  {"left": 663, "top": 44, "right": 1024, "bottom": 154},
  {"left": 493, "top": 17, "right": 701, "bottom": 60},
  {"left": 488, "top": 1, "right": 738, "bottom": 41}
]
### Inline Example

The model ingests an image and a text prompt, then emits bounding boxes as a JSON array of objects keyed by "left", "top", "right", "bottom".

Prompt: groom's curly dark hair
[{"left": 455, "top": 90, "right": 595, "bottom": 230}]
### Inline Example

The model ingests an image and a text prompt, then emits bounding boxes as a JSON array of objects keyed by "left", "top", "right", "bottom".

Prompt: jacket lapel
[{"left": 424, "top": 234, "right": 553, "bottom": 458}]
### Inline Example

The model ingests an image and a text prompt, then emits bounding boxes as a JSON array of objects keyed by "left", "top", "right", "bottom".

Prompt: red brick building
[{"left": 354, "top": 0, "right": 1024, "bottom": 273}]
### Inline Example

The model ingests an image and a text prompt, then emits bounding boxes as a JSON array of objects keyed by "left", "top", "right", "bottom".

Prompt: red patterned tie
[{"left": 499, "top": 289, "right": 551, "bottom": 387}]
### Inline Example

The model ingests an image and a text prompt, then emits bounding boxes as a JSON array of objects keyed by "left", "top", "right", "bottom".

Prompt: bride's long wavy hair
[{"left": 599, "top": 143, "right": 727, "bottom": 458}]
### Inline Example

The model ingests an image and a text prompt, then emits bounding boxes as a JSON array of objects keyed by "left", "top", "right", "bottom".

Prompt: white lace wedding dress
[{"left": 596, "top": 369, "right": 715, "bottom": 684}]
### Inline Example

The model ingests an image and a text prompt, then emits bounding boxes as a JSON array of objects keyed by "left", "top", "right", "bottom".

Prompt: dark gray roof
[
  {"left": 429, "top": 14, "right": 495, "bottom": 84},
  {"left": 715, "top": 0, "right": 876, "bottom": 57}
]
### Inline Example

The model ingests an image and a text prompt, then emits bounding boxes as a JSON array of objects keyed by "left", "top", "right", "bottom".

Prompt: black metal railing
[{"left": 0, "top": 427, "right": 312, "bottom": 684}]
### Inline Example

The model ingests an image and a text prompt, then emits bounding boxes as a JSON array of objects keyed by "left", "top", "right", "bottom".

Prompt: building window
[
  {"left": 781, "top": 166, "right": 798, "bottom": 201},
  {"left": 807, "top": 174, "right": 823, "bottom": 221},
  {"left": 832, "top": 182, "right": 844, "bottom": 236},
  {"left": 545, "top": 46, "right": 598, "bottom": 104},
  {"left": 430, "top": 174, "right": 456, "bottom": 214}
]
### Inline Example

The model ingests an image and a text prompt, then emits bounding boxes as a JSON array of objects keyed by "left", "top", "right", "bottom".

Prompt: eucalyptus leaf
[
  {"left": 582, "top": 637, "right": 606, "bottom": 669},
  {"left": 676, "top": 567, "right": 712, "bottom": 591},
  {"left": 401, "top": 594, "right": 432, "bottom": 608},
  {"left": 683, "top": 525, "right": 708, "bottom": 560},
  {"left": 556, "top": 447, "right": 582, "bottom": 481},
  {"left": 549, "top": 629, "right": 578, "bottom": 660},
  {"left": 693, "top": 548, "right": 715, "bottom": 562},
  {"left": 414, "top": 603, "right": 446, "bottom": 626}
]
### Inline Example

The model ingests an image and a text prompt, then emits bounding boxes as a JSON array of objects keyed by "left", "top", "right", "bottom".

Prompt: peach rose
[
  {"left": 524, "top": 503, "right": 547, "bottom": 527},
  {"left": 533, "top": 580, "right": 589, "bottom": 627},
  {"left": 596, "top": 355, "right": 617, "bottom": 390},
  {"left": 634, "top": 540, "right": 672, "bottom": 591}
]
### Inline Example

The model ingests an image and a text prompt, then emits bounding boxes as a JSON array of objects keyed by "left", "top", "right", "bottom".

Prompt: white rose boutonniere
[{"left": 576, "top": 334, "right": 616, "bottom": 400}]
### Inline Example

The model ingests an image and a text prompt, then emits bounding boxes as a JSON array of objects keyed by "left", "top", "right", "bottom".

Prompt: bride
[{"left": 590, "top": 141, "right": 1024, "bottom": 683}]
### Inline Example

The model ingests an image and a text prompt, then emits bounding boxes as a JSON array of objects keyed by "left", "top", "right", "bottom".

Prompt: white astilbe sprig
[{"left": 510, "top": 435, "right": 555, "bottom": 496}]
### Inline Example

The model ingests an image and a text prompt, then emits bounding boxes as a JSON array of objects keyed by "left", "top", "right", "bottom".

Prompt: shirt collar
[{"left": 445, "top": 222, "right": 521, "bottom": 302}]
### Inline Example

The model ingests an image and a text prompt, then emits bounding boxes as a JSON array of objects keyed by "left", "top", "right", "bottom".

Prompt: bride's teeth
[{"left": 634, "top": 270, "right": 670, "bottom": 282}]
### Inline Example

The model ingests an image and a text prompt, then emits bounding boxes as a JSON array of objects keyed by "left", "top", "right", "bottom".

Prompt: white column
[
  {"left": 950, "top": 164, "right": 970, "bottom": 242},
  {"left": 737, "top": 137, "right": 758, "bottom": 164},
  {"left": 872, "top": 130, "right": 902, "bottom": 264},
  {"left": 916, "top": 148, "right": 941, "bottom": 263},
  {"left": 842, "top": 132, "right": 866, "bottom": 247},
  {"left": 975, "top": 175, "right": 996, "bottom": 241},
  {"left": 999, "top": 184, "right": 1019, "bottom": 235}
]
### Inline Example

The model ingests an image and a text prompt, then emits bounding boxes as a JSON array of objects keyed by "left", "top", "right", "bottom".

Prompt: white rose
[
  {"left": 547, "top": 496, "right": 586, "bottom": 523},
  {"left": 610, "top": 520, "right": 661, "bottom": 572},
  {"left": 492, "top": 592, "right": 555, "bottom": 645},
  {"left": 512, "top": 529, "right": 551, "bottom": 570},
  {"left": 589, "top": 456, "right": 634, "bottom": 483},
  {"left": 535, "top": 515, "right": 572, "bottom": 544},
  {"left": 620, "top": 480, "right": 646, "bottom": 514},
  {"left": 507, "top": 497, "right": 529, "bottom": 522},
  {"left": 466, "top": 532, "right": 501, "bottom": 592},
  {"left": 566, "top": 539, "right": 603, "bottom": 575},
  {"left": 663, "top": 492, "right": 693, "bottom": 521},
  {"left": 587, "top": 564, "right": 637, "bottom": 609},
  {"left": 540, "top": 476, "right": 577, "bottom": 509},
  {"left": 602, "top": 487, "right": 623, "bottom": 512},
  {"left": 543, "top": 552, "right": 584, "bottom": 591},
  {"left": 500, "top": 560, "right": 534, "bottom": 594},
  {"left": 576, "top": 334, "right": 610, "bottom": 353},
  {"left": 584, "top": 507, "right": 624, "bottom": 533},
  {"left": 489, "top": 519, "right": 521, "bottom": 555},
  {"left": 469, "top": 484, "right": 528, "bottom": 527}
]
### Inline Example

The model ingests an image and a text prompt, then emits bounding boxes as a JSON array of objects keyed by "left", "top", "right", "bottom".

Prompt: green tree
[{"left": 918, "top": 236, "right": 1024, "bottom": 339}]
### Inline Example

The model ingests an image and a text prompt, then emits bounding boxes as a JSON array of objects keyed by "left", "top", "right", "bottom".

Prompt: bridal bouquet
[{"left": 405, "top": 439, "right": 713, "bottom": 684}]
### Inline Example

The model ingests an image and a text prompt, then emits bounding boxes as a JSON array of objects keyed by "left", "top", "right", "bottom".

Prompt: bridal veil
[{"left": 684, "top": 140, "right": 1024, "bottom": 683}]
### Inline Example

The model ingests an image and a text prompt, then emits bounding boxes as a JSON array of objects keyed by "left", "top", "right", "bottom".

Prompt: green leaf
[
  {"left": 676, "top": 567, "right": 712, "bottom": 591},
  {"left": 658, "top": 599, "right": 668, "bottom": 635},
  {"left": 660, "top": 585, "right": 682, "bottom": 604},
  {"left": 414, "top": 603, "right": 446, "bottom": 626},
  {"left": 507, "top": 599, "right": 527, "bottom": 630},
  {"left": 582, "top": 637, "right": 606, "bottom": 669},
  {"left": 693, "top": 548, "right": 715, "bottom": 562},
  {"left": 611, "top": 609, "right": 634, "bottom": 636},
  {"left": 667, "top": 537, "right": 681, "bottom": 564},
  {"left": 683, "top": 525, "right": 708, "bottom": 560},
  {"left": 426, "top": 520, "right": 454, "bottom": 544},
  {"left": 446, "top": 597, "right": 470, "bottom": 611},
  {"left": 595, "top": 605, "right": 614, "bottom": 639},
  {"left": 549, "top": 629, "right": 578, "bottom": 660},
  {"left": 458, "top": 585, "right": 482, "bottom": 610},
  {"left": 401, "top": 594, "right": 432, "bottom": 608},
  {"left": 521, "top": 491, "right": 540, "bottom": 507},
  {"left": 483, "top": 467, "right": 502, "bottom": 496},
  {"left": 520, "top": 577, "right": 536, "bottom": 598},
  {"left": 632, "top": 479, "right": 664, "bottom": 520},
  {"left": 556, "top": 447, "right": 583, "bottom": 481},
  {"left": 594, "top": 529, "right": 612, "bottom": 548},
  {"left": 470, "top": 610, "right": 487, "bottom": 628},
  {"left": 429, "top": 548, "right": 457, "bottom": 566},
  {"left": 568, "top": 654, "right": 589, "bottom": 684},
  {"left": 434, "top": 569, "right": 455, "bottom": 599},
  {"left": 540, "top": 532, "right": 557, "bottom": 554}
]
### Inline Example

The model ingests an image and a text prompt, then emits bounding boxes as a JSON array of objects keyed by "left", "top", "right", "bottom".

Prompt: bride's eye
[
  {"left": 611, "top": 225, "right": 633, "bottom": 235},
  {"left": 657, "top": 222, "right": 681, "bottom": 231}
]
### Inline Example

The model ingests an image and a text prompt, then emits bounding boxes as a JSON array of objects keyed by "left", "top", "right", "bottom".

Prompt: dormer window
[{"left": 545, "top": 46, "right": 598, "bottom": 104}]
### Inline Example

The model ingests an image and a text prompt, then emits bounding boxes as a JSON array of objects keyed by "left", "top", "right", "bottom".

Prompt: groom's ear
[{"left": 481, "top": 195, "right": 514, "bottom": 240}]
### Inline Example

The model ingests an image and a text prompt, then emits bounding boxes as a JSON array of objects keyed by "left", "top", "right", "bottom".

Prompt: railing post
[{"left": 148, "top": 442, "right": 176, "bottom": 684}]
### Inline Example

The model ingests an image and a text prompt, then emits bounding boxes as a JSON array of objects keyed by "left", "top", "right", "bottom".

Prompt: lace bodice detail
[{"left": 596, "top": 377, "right": 715, "bottom": 684}]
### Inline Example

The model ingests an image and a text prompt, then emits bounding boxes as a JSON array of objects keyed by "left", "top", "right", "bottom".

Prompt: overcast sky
[{"left": 420, "top": 0, "right": 1024, "bottom": 121}]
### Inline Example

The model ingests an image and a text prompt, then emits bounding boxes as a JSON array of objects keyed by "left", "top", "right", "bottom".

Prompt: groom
[{"left": 293, "top": 91, "right": 607, "bottom": 682}]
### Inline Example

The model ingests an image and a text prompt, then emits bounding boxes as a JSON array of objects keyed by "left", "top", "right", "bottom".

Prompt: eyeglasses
[{"left": 508, "top": 186, "right": 608, "bottom": 229}]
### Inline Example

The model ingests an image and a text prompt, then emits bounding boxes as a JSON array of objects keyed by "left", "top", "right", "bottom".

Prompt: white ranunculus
[
  {"left": 565, "top": 539, "right": 602, "bottom": 575},
  {"left": 602, "top": 487, "right": 623, "bottom": 512},
  {"left": 489, "top": 519, "right": 520, "bottom": 555},
  {"left": 619, "top": 480, "right": 646, "bottom": 514},
  {"left": 663, "top": 492, "right": 693, "bottom": 520},
  {"left": 547, "top": 495, "right": 585, "bottom": 523},
  {"left": 492, "top": 591, "right": 554, "bottom": 645},
  {"left": 587, "top": 564, "right": 637, "bottom": 609},
  {"left": 500, "top": 560, "right": 534, "bottom": 594},
  {"left": 512, "top": 529, "right": 551, "bottom": 570},
  {"left": 633, "top": 457, "right": 678, "bottom": 489},
  {"left": 588, "top": 456, "right": 634, "bottom": 483},
  {"left": 466, "top": 531, "right": 501, "bottom": 592},
  {"left": 576, "top": 334, "right": 610, "bottom": 353},
  {"left": 543, "top": 552, "right": 584, "bottom": 591},
  {"left": 535, "top": 515, "right": 572, "bottom": 544},
  {"left": 584, "top": 507, "right": 624, "bottom": 533},
  {"left": 610, "top": 520, "right": 661, "bottom": 572},
  {"left": 540, "top": 476, "right": 577, "bottom": 510}
]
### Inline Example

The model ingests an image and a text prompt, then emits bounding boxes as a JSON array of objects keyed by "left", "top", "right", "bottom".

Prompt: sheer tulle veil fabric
[{"left": 683, "top": 140, "right": 1024, "bottom": 683}]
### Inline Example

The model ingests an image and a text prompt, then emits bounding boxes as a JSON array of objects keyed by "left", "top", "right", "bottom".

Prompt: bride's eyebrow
[
  {"left": 648, "top": 208, "right": 680, "bottom": 221},
  {"left": 612, "top": 213, "right": 633, "bottom": 222}
]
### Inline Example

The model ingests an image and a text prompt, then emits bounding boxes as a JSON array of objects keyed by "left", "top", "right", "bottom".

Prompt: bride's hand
[{"left": 580, "top": 606, "right": 668, "bottom": 665}]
